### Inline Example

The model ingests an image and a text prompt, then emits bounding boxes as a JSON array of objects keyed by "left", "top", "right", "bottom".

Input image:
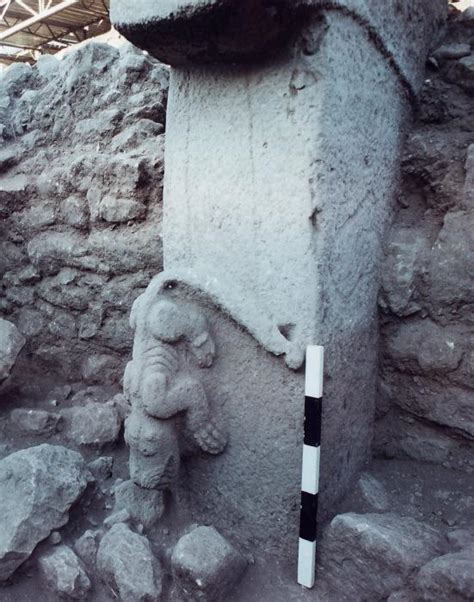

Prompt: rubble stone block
[
  {"left": 97, "top": 522, "right": 162, "bottom": 602},
  {"left": 0, "top": 318, "right": 25, "bottom": 383},
  {"left": 0, "top": 444, "right": 91, "bottom": 581},
  {"left": 113, "top": 480, "right": 164, "bottom": 529},
  {"left": 415, "top": 551, "right": 474, "bottom": 601},
  {"left": 39, "top": 545, "right": 91, "bottom": 601},
  {"left": 171, "top": 526, "right": 247, "bottom": 602},
  {"left": 61, "top": 402, "right": 122, "bottom": 446},
  {"left": 10, "top": 408, "right": 61, "bottom": 436},
  {"left": 321, "top": 513, "right": 443, "bottom": 600}
]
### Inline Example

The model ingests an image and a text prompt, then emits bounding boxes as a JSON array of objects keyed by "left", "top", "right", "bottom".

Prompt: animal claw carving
[{"left": 193, "top": 422, "right": 227, "bottom": 455}]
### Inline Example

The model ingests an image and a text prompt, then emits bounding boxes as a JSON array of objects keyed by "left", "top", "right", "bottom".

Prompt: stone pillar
[{"left": 111, "top": 0, "right": 446, "bottom": 552}]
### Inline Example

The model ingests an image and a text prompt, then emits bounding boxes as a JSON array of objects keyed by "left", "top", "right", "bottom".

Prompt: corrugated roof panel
[{"left": 0, "top": 0, "right": 110, "bottom": 59}]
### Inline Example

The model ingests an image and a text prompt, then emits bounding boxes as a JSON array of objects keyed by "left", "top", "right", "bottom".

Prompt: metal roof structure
[{"left": 0, "top": 0, "right": 110, "bottom": 65}]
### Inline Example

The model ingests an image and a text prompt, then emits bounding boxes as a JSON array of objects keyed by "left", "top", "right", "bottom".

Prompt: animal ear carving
[
  {"left": 124, "top": 291, "right": 226, "bottom": 500},
  {"left": 129, "top": 294, "right": 145, "bottom": 331}
]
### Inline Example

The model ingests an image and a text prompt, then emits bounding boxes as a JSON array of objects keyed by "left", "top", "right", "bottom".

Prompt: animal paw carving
[{"left": 193, "top": 422, "right": 227, "bottom": 455}]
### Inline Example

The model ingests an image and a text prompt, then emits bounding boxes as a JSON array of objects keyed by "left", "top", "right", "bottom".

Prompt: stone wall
[
  {"left": 0, "top": 41, "right": 167, "bottom": 387},
  {"left": 376, "top": 10, "right": 474, "bottom": 470}
]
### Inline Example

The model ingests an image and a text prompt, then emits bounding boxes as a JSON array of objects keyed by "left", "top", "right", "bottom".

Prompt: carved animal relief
[{"left": 124, "top": 291, "right": 226, "bottom": 493}]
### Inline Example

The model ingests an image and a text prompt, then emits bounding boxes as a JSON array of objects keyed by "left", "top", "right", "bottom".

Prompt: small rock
[
  {"left": 0, "top": 318, "right": 25, "bottom": 382},
  {"left": 87, "top": 456, "right": 114, "bottom": 481},
  {"left": 432, "top": 44, "right": 471, "bottom": 61},
  {"left": 39, "top": 545, "right": 91, "bottom": 600},
  {"left": 97, "top": 522, "right": 162, "bottom": 602},
  {"left": 81, "top": 354, "right": 118, "bottom": 385},
  {"left": 98, "top": 195, "right": 145, "bottom": 223},
  {"left": 104, "top": 509, "right": 133, "bottom": 528},
  {"left": 172, "top": 525, "right": 247, "bottom": 602},
  {"left": 114, "top": 480, "right": 164, "bottom": 529},
  {"left": 48, "top": 531, "right": 62, "bottom": 545},
  {"left": 61, "top": 402, "right": 122, "bottom": 446},
  {"left": 415, "top": 550, "right": 474, "bottom": 601},
  {"left": 355, "top": 473, "right": 390, "bottom": 512},
  {"left": 0, "top": 444, "right": 91, "bottom": 580},
  {"left": 108, "top": 392, "right": 131, "bottom": 421},
  {"left": 10, "top": 408, "right": 61, "bottom": 436},
  {"left": 73, "top": 530, "right": 100, "bottom": 568},
  {"left": 321, "top": 513, "right": 443, "bottom": 600}
]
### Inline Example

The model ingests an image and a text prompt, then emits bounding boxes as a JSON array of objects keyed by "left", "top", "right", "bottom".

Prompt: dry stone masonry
[
  {"left": 0, "top": 41, "right": 168, "bottom": 387},
  {"left": 377, "top": 8, "right": 474, "bottom": 471}
]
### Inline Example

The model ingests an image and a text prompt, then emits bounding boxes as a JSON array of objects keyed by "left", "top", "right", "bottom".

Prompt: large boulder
[
  {"left": 0, "top": 318, "right": 25, "bottom": 383},
  {"left": 415, "top": 550, "right": 474, "bottom": 601},
  {"left": 0, "top": 444, "right": 92, "bottom": 581},
  {"left": 321, "top": 513, "right": 444, "bottom": 600},
  {"left": 171, "top": 526, "right": 247, "bottom": 602},
  {"left": 97, "top": 522, "right": 162, "bottom": 602}
]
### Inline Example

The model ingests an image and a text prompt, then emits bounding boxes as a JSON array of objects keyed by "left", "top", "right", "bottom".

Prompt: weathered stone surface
[
  {"left": 61, "top": 402, "right": 122, "bottom": 446},
  {"left": 97, "top": 522, "right": 162, "bottom": 602},
  {"left": 113, "top": 480, "right": 164, "bottom": 529},
  {"left": 87, "top": 456, "right": 114, "bottom": 481},
  {"left": 415, "top": 551, "right": 474, "bottom": 601},
  {"left": 0, "top": 318, "right": 25, "bottom": 382},
  {"left": 321, "top": 513, "right": 443, "bottom": 599},
  {"left": 111, "top": 0, "right": 446, "bottom": 89},
  {"left": 108, "top": 0, "right": 447, "bottom": 553},
  {"left": 354, "top": 473, "right": 390, "bottom": 512},
  {"left": 10, "top": 408, "right": 60, "bottom": 436},
  {"left": 39, "top": 545, "right": 91, "bottom": 601},
  {"left": 99, "top": 195, "right": 146, "bottom": 223},
  {"left": 0, "top": 38, "right": 165, "bottom": 385},
  {"left": 171, "top": 526, "right": 247, "bottom": 602},
  {"left": 447, "top": 527, "right": 474, "bottom": 552},
  {"left": 0, "top": 444, "right": 91, "bottom": 581},
  {"left": 377, "top": 14, "right": 474, "bottom": 466},
  {"left": 73, "top": 530, "right": 100, "bottom": 569}
]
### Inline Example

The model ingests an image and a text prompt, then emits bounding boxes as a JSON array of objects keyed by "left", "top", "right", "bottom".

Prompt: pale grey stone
[
  {"left": 172, "top": 526, "right": 247, "bottom": 602},
  {"left": 103, "top": 509, "right": 133, "bottom": 528},
  {"left": 321, "top": 513, "right": 443, "bottom": 600},
  {"left": 87, "top": 456, "right": 114, "bottom": 481},
  {"left": 113, "top": 480, "right": 164, "bottom": 529},
  {"left": 39, "top": 545, "right": 91, "bottom": 601},
  {"left": 356, "top": 473, "right": 390, "bottom": 512},
  {"left": 0, "top": 444, "right": 91, "bottom": 581},
  {"left": 415, "top": 551, "right": 474, "bottom": 601},
  {"left": 10, "top": 408, "right": 60, "bottom": 436},
  {"left": 73, "top": 530, "right": 100, "bottom": 568},
  {"left": 16, "top": 307, "right": 44, "bottom": 337},
  {"left": 61, "top": 403, "right": 122, "bottom": 446},
  {"left": 78, "top": 303, "right": 104, "bottom": 340},
  {"left": 27, "top": 232, "right": 87, "bottom": 276},
  {"left": 0, "top": 318, "right": 25, "bottom": 382},
  {"left": 97, "top": 522, "right": 162, "bottom": 602},
  {"left": 61, "top": 195, "right": 89, "bottom": 229},
  {"left": 80, "top": 354, "right": 119, "bottom": 385}
]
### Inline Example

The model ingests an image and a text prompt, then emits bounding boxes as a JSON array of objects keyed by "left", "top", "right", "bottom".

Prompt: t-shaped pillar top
[{"left": 110, "top": 0, "right": 312, "bottom": 65}]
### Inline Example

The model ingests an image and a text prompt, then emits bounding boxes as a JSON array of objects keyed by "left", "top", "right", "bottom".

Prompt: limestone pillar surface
[{"left": 111, "top": 0, "right": 446, "bottom": 552}]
